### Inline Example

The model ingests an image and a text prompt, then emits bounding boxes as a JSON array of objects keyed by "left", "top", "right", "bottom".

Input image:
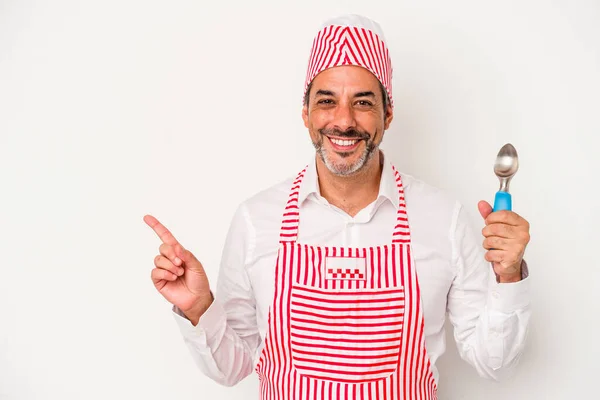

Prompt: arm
[
  {"left": 172, "top": 203, "right": 261, "bottom": 387},
  {"left": 447, "top": 203, "right": 531, "bottom": 381}
]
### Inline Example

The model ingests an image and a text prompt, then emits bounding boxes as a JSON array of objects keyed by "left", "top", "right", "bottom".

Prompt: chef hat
[{"left": 304, "top": 14, "right": 393, "bottom": 108}]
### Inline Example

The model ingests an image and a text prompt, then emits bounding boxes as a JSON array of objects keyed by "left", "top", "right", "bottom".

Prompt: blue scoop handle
[{"left": 493, "top": 191, "right": 512, "bottom": 212}]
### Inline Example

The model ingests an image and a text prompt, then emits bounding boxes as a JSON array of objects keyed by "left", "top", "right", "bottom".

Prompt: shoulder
[
  {"left": 228, "top": 174, "right": 297, "bottom": 263},
  {"left": 400, "top": 173, "right": 460, "bottom": 211},
  {"left": 239, "top": 175, "right": 295, "bottom": 217},
  {"left": 233, "top": 172, "right": 297, "bottom": 237},
  {"left": 398, "top": 172, "right": 463, "bottom": 236}
]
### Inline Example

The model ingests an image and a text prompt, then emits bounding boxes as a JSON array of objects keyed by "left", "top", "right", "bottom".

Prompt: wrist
[
  {"left": 497, "top": 274, "right": 522, "bottom": 283},
  {"left": 182, "top": 293, "right": 214, "bottom": 326},
  {"left": 496, "top": 259, "right": 527, "bottom": 283}
]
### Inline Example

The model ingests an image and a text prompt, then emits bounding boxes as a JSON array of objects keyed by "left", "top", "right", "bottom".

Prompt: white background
[{"left": 1, "top": 0, "right": 598, "bottom": 399}]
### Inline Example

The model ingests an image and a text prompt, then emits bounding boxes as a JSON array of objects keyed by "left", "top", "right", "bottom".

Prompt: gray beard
[{"left": 313, "top": 137, "right": 378, "bottom": 176}]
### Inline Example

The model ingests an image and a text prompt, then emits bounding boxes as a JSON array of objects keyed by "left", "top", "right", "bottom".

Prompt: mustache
[{"left": 319, "top": 128, "right": 371, "bottom": 140}]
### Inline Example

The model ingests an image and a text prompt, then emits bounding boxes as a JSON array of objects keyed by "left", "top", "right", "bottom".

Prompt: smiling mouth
[
  {"left": 326, "top": 136, "right": 363, "bottom": 151},
  {"left": 330, "top": 138, "right": 359, "bottom": 146}
]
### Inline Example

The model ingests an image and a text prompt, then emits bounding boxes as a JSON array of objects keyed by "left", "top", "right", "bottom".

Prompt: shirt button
[{"left": 491, "top": 291, "right": 500, "bottom": 299}]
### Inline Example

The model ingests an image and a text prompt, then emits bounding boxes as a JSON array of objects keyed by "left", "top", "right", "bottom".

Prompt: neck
[{"left": 316, "top": 151, "right": 383, "bottom": 217}]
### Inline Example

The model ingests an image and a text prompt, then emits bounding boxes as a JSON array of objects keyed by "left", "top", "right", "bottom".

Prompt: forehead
[{"left": 310, "top": 66, "right": 381, "bottom": 94}]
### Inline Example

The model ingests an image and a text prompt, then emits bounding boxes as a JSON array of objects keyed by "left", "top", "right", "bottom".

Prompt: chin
[
  {"left": 313, "top": 137, "right": 378, "bottom": 176},
  {"left": 321, "top": 150, "right": 369, "bottom": 176}
]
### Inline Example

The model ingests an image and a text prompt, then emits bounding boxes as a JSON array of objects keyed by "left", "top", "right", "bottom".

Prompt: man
[{"left": 144, "top": 14, "right": 531, "bottom": 399}]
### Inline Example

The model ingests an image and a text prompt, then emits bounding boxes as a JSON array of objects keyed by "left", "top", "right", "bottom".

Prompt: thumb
[
  {"left": 175, "top": 245, "right": 204, "bottom": 272},
  {"left": 478, "top": 200, "right": 493, "bottom": 221}
]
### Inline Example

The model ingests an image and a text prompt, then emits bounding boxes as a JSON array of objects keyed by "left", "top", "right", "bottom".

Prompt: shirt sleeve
[
  {"left": 171, "top": 202, "right": 261, "bottom": 387},
  {"left": 446, "top": 202, "right": 531, "bottom": 381}
]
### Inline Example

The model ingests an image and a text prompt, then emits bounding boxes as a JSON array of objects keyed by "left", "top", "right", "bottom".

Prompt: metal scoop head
[{"left": 494, "top": 143, "right": 519, "bottom": 192}]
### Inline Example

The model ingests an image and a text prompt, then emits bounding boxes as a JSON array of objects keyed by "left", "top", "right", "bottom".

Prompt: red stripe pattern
[
  {"left": 304, "top": 24, "right": 394, "bottom": 108},
  {"left": 291, "top": 283, "right": 404, "bottom": 382},
  {"left": 255, "top": 166, "right": 437, "bottom": 399}
]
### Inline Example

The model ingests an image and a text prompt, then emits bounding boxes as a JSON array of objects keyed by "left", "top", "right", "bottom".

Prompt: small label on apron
[{"left": 324, "top": 257, "right": 367, "bottom": 281}]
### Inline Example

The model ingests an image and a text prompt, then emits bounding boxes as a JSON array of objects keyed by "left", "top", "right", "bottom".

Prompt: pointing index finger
[{"left": 143, "top": 215, "right": 179, "bottom": 245}]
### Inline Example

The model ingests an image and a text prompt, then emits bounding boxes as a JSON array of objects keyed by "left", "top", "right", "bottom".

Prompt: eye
[
  {"left": 317, "top": 99, "right": 334, "bottom": 105},
  {"left": 356, "top": 100, "right": 373, "bottom": 107}
]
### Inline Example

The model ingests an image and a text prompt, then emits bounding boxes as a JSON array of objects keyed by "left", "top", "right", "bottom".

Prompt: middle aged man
[{"left": 145, "top": 13, "right": 531, "bottom": 399}]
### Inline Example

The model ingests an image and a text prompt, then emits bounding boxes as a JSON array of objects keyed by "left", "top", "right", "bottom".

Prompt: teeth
[{"left": 331, "top": 138, "right": 358, "bottom": 146}]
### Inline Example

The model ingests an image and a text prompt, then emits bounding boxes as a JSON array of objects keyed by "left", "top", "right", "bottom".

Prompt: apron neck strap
[
  {"left": 278, "top": 167, "right": 306, "bottom": 243},
  {"left": 278, "top": 165, "right": 411, "bottom": 244},
  {"left": 391, "top": 165, "right": 411, "bottom": 244}
]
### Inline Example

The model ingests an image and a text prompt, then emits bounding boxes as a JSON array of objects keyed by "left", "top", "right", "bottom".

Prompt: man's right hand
[{"left": 144, "top": 215, "right": 213, "bottom": 325}]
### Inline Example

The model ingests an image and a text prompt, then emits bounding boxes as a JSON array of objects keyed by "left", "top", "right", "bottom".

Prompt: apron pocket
[{"left": 289, "top": 283, "right": 405, "bottom": 383}]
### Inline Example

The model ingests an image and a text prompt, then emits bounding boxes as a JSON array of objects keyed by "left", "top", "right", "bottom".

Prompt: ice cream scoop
[{"left": 493, "top": 143, "right": 519, "bottom": 211}]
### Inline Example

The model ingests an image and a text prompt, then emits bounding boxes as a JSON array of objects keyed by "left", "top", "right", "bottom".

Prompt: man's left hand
[{"left": 478, "top": 200, "right": 531, "bottom": 283}]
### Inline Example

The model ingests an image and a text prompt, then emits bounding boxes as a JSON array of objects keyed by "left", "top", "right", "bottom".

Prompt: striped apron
[{"left": 255, "top": 166, "right": 437, "bottom": 399}]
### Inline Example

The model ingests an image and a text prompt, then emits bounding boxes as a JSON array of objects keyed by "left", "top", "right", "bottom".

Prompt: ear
[
  {"left": 383, "top": 104, "right": 393, "bottom": 130},
  {"left": 302, "top": 105, "right": 309, "bottom": 128}
]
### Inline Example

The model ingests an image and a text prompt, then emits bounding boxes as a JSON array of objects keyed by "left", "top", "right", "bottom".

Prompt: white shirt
[{"left": 173, "top": 153, "right": 531, "bottom": 388}]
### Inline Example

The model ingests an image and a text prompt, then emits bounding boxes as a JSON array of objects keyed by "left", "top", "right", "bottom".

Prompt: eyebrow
[
  {"left": 314, "top": 89, "right": 376, "bottom": 98},
  {"left": 354, "top": 91, "right": 375, "bottom": 98},
  {"left": 315, "top": 90, "right": 335, "bottom": 97}
]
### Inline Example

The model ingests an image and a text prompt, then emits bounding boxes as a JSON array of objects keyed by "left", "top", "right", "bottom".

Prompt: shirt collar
[{"left": 297, "top": 151, "right": 404, "bottom": 210}]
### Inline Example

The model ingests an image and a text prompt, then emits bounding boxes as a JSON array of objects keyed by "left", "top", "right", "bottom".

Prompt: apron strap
[
  {"left": 392, "top": 166, "right": 411, "bottom": 244},
  {"left": 278, "top": 165, "right": 412, "bottom": 244},
  {"left": 278, "top": 167, "right": 307, "bottom": 243}
]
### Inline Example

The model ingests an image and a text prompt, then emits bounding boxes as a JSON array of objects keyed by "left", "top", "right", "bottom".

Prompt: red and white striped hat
[{"left": 304, "top": 14, "right": 393, "bottom": 108}]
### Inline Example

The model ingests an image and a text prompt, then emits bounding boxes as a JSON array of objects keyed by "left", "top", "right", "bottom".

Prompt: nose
[{"left": 331, "top": 101, "right": 356, "bottom": 132}]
